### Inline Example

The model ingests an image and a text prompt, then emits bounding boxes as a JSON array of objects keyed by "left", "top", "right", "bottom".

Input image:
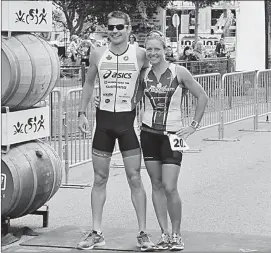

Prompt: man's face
[
  {"left": 220, "top": 39, "right": 224, "bottom": 44},
  {"left": 107, "top": 17, "right": 130, "bottom": 45}
]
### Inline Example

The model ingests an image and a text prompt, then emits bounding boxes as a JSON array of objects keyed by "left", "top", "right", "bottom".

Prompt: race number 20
[{"left": 168, "top": 134, "right": 189, "bottom": 151}]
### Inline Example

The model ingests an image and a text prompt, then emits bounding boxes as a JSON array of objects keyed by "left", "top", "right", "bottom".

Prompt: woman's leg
[
  {"left": 162, "top": 164, "right": 182, "bottom": 235},
  {"left": 145, "top": 161, "right": 169, "bottom": 234}
]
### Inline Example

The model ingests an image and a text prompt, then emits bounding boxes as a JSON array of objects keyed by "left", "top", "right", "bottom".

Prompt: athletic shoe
[
  {"left": 169, "top": 233, "right": 184, "bottom": 251},
  {"left": 77, "top": 230, "right": 105, "bottom": 250},
  {"left": 155, "top": 233, "right": 170, "bottom": 250},
  {"left": 137, "top": 231, "right": 156, "bottom": 252}
]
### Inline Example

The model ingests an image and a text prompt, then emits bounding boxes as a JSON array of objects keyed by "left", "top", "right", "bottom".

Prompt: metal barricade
[
  {"left": 255, "top": 69, "right": 271, "bottom": 128},
  {"left": 63, "top": 88, "right": 93, "bottom": 184},
  {"left": 49, "top": 88, "right": 63, "bottom": 160}
]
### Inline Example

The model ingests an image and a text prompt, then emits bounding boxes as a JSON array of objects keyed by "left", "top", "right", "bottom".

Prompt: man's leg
[
  {"left": 91, "top": 153, "right": 111, "bottom": 232},
  {"left": 122, "top": 149, "right": 146, "bottom": 231},
  {"left": 119, "top": 128, "right": 155, "bottom": 251},
  {"left": 77, "top": 127, "right": 115, "bottom": 250}
]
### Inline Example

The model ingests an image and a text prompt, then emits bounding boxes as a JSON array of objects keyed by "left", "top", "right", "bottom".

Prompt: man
[
  {"left": 77, "top": 11, "right": 154, "bottom": 252},
  {"left": 215, "top": 38, "right": 226, "bottom": 57}
]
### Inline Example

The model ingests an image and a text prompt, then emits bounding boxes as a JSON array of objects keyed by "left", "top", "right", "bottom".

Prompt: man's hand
[
  {"left": 94, "top": 96, "right": 99, "bottom": 107},
  {"left": 175, "top": 126, "right": 196, "bottom": 140},
  {"left": 78, "top": 114, "right": 90, "bottom": 134}
]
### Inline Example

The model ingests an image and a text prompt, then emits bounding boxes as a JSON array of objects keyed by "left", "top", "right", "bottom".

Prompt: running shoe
[
  {"left": 77, "top": 230, "right": 105, "bottom": 250},
  {"left": 137, "top": 231, "right": 156, "bottom": 252},
  {"left": 169, "top": 233, "right": 184, "bottom": 251},
  {"left": 155, "top": 232, "right": 170, "bottom": 250}
]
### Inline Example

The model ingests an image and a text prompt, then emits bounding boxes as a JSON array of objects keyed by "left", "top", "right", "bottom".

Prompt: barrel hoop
[
  {"left": 15, "top": 35, "right": 37, "bottom": 108},
  {"left": 1, "top": 156, "right": 22, "bottom": 216},
  {"left": 38, "top": 37, "right": 55, "bottom": 102},
  {"left": 1, "top": 40, "right": 21, "bottom": 105},
  {"left": 15, "top": 144, "right": 38, "bottom": 217}
]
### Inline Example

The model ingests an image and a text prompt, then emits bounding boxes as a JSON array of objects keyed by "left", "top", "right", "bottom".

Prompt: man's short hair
[{"left": 107, "top": 11, "right": 131, "bottom": 25}]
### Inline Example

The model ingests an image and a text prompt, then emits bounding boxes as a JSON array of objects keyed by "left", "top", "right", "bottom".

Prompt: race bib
[{"left": 168, "top": 134, "right": 190, "bottom": 151}]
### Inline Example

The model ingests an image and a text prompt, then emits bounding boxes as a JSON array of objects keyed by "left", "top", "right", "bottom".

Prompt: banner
[{"left": 2, "top": 1, "right": 52, "bottom": 32}]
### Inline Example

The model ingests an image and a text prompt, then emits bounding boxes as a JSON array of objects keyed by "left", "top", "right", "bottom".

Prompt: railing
[{"left": 48, "top": 69, "right": 271, "bottom": 185}]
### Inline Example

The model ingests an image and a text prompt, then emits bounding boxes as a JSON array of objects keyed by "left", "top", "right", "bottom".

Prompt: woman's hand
[{"left": 175, "top": 126, "right": 196, "bottom": 140}]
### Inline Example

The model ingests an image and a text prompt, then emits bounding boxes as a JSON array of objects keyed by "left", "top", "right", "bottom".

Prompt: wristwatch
[
  {"left": 78, "top": 111, "right": 86, "bottom": 117},
  {"left": 190, "top": 120, "right": 200, "bottom": 130}
]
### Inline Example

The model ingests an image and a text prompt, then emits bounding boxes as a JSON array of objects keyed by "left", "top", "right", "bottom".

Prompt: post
[{"left": 81, "top": 62, "right": 86, "bottom": 87}]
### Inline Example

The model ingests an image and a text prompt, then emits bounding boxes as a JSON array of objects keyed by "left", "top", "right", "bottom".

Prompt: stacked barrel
[{"left": 1, "top": 20, "right": 62, "bottom": 220}]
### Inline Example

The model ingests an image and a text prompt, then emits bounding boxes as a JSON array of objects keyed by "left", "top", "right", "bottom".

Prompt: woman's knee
[
  {"left": 151, "top": 178, "right": 164, "bottom": 191},
  {"left": 163, "top": 184, "right": 178, "bottom": 197}
]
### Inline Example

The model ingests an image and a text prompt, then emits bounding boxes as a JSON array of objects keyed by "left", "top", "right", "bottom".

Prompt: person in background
[
  {"left": 129, "top": 34, "right": 139, "bottom": 47},
  {"left": 165, "top": 45, "right": 177, "bottom": 62},
  {"left": 193, "top": 41, "right": 205, "bottom": 60},
  {"left": 215, "top": 38, "right": 227, "bottom": 57},
  {"left": 67, "top": 35, "right": 79, "bottom": 65},
  {"left": 179, "top": 46, "right": 199, "bottom": 61}
]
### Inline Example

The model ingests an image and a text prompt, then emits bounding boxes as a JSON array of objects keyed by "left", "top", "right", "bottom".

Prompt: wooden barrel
[
  {"left": 1, "top": 140, "right": 63, "bottom": 219},
  {"left": 1, "top": 33, "right": 60, "bottom": 110}
]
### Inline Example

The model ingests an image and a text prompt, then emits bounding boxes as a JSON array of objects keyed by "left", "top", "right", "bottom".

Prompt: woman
[
  {"left": 179, "top": 46, "right": 198, "bottom": 61},
  {"left": 129, "top": 34, "right": 139, "bottom": 47},
  {"left": 139, "top": 31, "right": 208, "bottom": 251}
]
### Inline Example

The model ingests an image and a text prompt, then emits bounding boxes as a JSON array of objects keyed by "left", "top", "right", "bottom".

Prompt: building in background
[{"left": 165, "top": 1, "right": 238, "bottom": 56}]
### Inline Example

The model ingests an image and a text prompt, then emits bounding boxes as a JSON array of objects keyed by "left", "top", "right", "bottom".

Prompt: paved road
[{"left": 2, "top": 116, "right": 271, "bottom": 252}]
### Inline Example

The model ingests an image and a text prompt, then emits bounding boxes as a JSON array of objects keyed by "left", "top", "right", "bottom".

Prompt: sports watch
[{"left": 190, "top": 120, "right": 200, "bottom": 130}]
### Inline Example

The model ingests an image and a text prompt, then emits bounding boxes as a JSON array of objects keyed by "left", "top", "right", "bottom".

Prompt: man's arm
[
  {"left": 177, "top": 66, "right": 208, "bottom": 124},
  {"left": 78, "top": 50, "right": 99, "bottom": 112}
]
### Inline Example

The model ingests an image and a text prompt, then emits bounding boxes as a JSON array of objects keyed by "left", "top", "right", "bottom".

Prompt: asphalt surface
[{"left": 2, "top": 116, "right": 271, "bottom": 252}]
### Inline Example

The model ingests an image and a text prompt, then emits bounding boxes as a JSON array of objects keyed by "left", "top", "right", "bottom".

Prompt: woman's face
[
  {"left": 145, "top": 38, "right": 165, "bottom": 65},
  {"left": 129, "top": 36, "right": 135, "bottom": 42},
  {"left": 165, "top": 47, "right": 173, "bottom": 56},
  {"left": 185, "top": 48, "right": 192, "bottom": 56}
]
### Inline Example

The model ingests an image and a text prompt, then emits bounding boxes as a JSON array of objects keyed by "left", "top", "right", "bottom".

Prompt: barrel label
[
  {"left": 13, "top": 115, "right": 45, "bottom": 135},
  {"left": 1, "top": 174, "right": 7, "bottom": 191}
]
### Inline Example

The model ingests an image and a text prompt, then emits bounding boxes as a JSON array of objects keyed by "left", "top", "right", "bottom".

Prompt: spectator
[
  {"left": 129, "top": 34, "right": 139, "bottom": 47},
  {"left": 179, "top": 46, "right": 199, "bottom": 61},
  {"left": 193, "top": 41, "right": 205, "bottom": 60},
  {"left": 67, "top": 35, "right": 79, "bottom": 65},
  {"left": 165, "top": 46, "right": 177, "bottom": 62},
  {"left": 215, "top": 38, "right": 227, "bottom": 57}
]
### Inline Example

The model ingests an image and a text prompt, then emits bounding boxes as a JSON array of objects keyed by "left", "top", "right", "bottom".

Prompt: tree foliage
[{"left": 53, "top": 0, "right": 173, "bottom": 36}]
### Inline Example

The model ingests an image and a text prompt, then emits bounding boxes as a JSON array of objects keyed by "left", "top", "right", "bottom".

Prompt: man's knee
[
  {"left": 93, "top": 171, "right": 109, "bottom": 188},
  {"left": 127, "top": 170, "right": 142, "bottom": 189}
]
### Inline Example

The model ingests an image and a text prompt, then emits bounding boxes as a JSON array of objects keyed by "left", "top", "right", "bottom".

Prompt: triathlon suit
[
  {"left": 140, "top": 63, "right": 187, "bottom": 166},
  {"left": 92, "top": 45, "right": 141, "bottom": 157}
]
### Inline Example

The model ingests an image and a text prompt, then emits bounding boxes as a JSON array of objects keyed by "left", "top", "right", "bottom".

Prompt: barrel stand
[
  {"left": 1, "top": 205, "right": 49, "bottom": 236},
  {"left": 1, "top": 217, "right": 10, "bottom": 236},
  {"left": 31, "top": 205, "right": 49, "bottom": 228}
]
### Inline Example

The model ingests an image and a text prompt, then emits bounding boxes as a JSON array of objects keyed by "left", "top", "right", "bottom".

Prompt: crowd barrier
[{"left": 47, "top": 69, "right": 271, "bottom": 185}]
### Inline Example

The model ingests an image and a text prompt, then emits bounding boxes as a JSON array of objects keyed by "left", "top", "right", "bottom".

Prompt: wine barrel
[
  {"left": 1, "top": 33, "right": 60, "bottom": 110},
  {"left": 1, "top": 140, "right": 63, "bottom": 219}
]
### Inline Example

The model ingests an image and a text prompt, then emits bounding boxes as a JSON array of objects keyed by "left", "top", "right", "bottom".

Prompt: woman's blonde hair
[{"left": 144, "top": 30, "right": 166, "bottom": 49}]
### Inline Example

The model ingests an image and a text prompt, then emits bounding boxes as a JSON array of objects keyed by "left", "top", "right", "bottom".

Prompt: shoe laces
[
  {"left": 171, "top": 233, "right": 181, "bottom": 243},
  {"left": 158, "top": 233, "right": 170, "bottom": 244},
  {"left": 139, "top": 232, "right": 152, "bottom": 243}
]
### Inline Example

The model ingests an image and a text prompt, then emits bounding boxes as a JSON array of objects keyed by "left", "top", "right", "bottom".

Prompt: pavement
[{"left": 1, "top": 115, "right": 271, "bottom": 253}]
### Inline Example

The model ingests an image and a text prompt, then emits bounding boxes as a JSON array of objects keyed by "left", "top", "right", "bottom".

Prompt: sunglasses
[{"left": 107, "top": 24, "right": 128, "bottom": 31}]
